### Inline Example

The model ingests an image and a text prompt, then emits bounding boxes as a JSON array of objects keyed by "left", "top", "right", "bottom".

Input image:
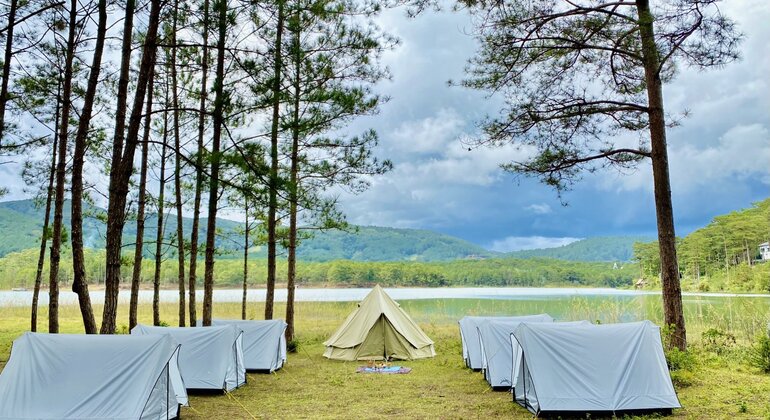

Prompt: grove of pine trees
[
  {"left": 0, "top": 0, "right": 394, "bottom": 340},
  {"left": 0, "top": 0, "right": 748, "bottom": 352},
  {"left": 635, "top": 198, "right": 770, "bottom": 292}
]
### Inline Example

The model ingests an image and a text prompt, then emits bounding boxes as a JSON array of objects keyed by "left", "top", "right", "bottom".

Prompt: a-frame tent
[
  {"left": 323, "top": 284, "right": 435, "bottom": 361},
  {"left": 508, "top": 320, "right": 591, "bottom": 389},
  {"left": 204, "top": 319, "right": 287, "bottom": 372},
  {"left": 476, "top": 317, "right": 570, "bottom": 389},
  {"left": 458, "top": 314, "right": 553, "bottom": 371},
  {"left": 0, "top": 333, "right": 187, "bottom": 419},
  {"left": 512, "top": 321, "right": 681, "bottom": 417},
  {"left": 132, "top": 324, "right": 246, "bottom": 391}
]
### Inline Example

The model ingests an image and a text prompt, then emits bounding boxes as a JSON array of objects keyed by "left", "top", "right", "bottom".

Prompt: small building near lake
[{"left": 760, "top": 242, "right": 770, "bottom": 261}]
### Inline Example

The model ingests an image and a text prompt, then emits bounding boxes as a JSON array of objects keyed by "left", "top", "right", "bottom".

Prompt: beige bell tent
[{"left": 323, "top": 285, "right": 436, "bottom": 361}]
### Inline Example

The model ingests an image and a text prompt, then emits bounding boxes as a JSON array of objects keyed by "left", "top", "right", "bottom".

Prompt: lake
[
  {"left": 2, "top": 287, "right": 769, "bottom": 338},
  {"left": 0, "top": 286, "right": 754, "bottom": 307}
]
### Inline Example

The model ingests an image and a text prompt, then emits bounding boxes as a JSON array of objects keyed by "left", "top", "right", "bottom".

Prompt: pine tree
[{"left": 460, "top": 0, "right": 741, "bottom": 350}]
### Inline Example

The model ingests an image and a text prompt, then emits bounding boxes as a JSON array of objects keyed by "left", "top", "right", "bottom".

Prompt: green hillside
[
  {"left": 0, "top": 199, "right": 242, "bottom": 257},
  {"left": 293, "top": 226, "right": 495, "bottom": 261},
  {"left": 634, "top": 198, "right": 770, "bottom": 292},
  {"left": 0, "top": 199, "right": 496, "bottom": 262},
  {"left": 508, "top": 236, "right": 651, "bottom": 262}
]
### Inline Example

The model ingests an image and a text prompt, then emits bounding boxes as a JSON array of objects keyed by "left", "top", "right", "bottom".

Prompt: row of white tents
[
  {"left": 459, "top": 315, "right": 681, "bottom": 417},
  {"left": 0, "top": 319, "right": 287, "bottom": 419}
]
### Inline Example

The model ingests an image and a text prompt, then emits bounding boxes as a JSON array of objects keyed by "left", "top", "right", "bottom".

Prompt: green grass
[{"left": 2, "top": 300, "right": 770, "bottom": 419}]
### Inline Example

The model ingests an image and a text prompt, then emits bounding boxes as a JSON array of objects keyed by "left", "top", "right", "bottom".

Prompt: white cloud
[
  {"left": 600, "top": 123, "right": 770, "bottom": 193},
  {"left": 670, "top": 124, "right": 770, "bottom": 190},
  {"left": 525, "top": 203, "right": 552, "bottom": 215},
  {"left": 0, "top": 162, "right": 27, "bottom": 199},
  {"left": 488, "top": 236, "right": 582, "bottom": 253},
  {"left": 389, "top": 108, "right": 465, "bottom": 155}
]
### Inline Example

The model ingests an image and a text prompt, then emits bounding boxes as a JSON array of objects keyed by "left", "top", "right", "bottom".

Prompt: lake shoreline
[{"left": 2, "top": 285, "right": 770, "bottom": 308}]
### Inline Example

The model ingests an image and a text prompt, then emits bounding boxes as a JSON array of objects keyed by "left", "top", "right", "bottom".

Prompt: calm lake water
[
  {"left": 0, "top": 286, "right": 736, "bottom": 307},
  {"left": 2, "top": 287, "right": 770, "bottom": 336}
]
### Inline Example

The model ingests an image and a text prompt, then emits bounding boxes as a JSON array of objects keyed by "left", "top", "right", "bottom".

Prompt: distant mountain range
[
  {"left": 0, "top": 199, "right": 645, "bottom": 262},
  {"left": 0, "top": 198, "right": 242, "bottom": 257},
  {"left": 507, "top": 236, "right": 652, "bottom": 262}
]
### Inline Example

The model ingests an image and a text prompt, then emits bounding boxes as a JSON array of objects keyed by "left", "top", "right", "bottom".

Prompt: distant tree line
[{"left": 0, "top": 249, "right": 637, "bottom": 290}]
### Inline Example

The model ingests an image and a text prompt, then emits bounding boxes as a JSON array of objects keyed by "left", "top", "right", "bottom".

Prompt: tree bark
[
  {"left": 285, "top": 24, "right": 300, "bottom": 343},
  {"left": 70, "top": 0, "right": 108, "bottom": 335},
  {"left": 265, "top": 0, "right": 285, "bottom": 320},
  {"left": 129, "top": 67, "right": 156, "bottom": 330},
  {"left": 171, "top": 0, "right": 186, "bottom": 327},
  {"left": 102, "top": 0, "right": 137, "bottom": 334},
  {"left": 154, "top": 88, "right": 169, "bottom": 326},
  {"left": 31, "top": 82, "right": 60, "bottom": 332},
  {"left": 242, "top": 201, "right": 248, "bottom": 320},
  {"left": 0, "top": 0, "right": 17, "bottom": 147},
  {"left": 202, "top": 0, "right": 227, "bottom": 326},
  {"left": 48, "top": 0, "right": 78, "bottom": 334},
  {"left": 637, "top": 0, "right": 686, "bottom": 351},
  {"left": 188, "top": 0, "right": 210, "bottom": 326},
  {"left": 102, "top": 0, "right": 163, "bottom": 334},
  {"left": 109, "top": 0, "right": 136, "bottom": 174}
]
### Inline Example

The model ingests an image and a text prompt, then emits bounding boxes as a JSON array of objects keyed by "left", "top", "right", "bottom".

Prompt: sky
[
  {"left": 2, "top": 1, "right": 769, "bottom": 252},
  {"left": 331, "top": 1, "right": 770, "bottom": 251}
]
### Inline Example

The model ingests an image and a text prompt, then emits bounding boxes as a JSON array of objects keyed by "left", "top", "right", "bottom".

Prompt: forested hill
[
  {"left": 0, "top": 199, "right": 495, "bottom": 262},
  {"left": 0, "top": 198, "right": 645, "bottom": 263},
  {"left": 507, "top": 236, "right": 651, "bottom": 262},
  {"left": 0, "top": 199, "right": 243, "bottom": 257},
  {"left": 634, "top": 198, "right": 770, "bottom": 292},
  {"left": 289, "top": 226, "right": 496, "bottom": 262}
]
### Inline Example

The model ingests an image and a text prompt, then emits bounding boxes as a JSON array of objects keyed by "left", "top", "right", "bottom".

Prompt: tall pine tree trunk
[
  {"left": 31, "top": 83, "right": 60, "bottom": 332},
  {"left": 102, "top": 0, "right": 162, "bottom": 334},
  {"left": 188, "top": 0, "right": 211, "bottom": 326},
  {"left": 242, "top": 202, "right": 248, "bottom": 320},
  {"left": 154, "top": 94, "right": 169, "bottom": 326},
  {"left": 171, "top": 0, "right": 186, "bottom": 327},
  {"left": 70, "top": 0, "right": 108, "bottom": 334},
  {"left": 265, "top": 0, "right": 285, "bottom": 320},
  {"left": 637, "top": 0, "right": 686, "bottom": 351},
  {"left": 48, "top": 0, "right": 78, "bottom": 334},
  {"left": 202, "top": 0, "right": 227, "bottom": 326},
  {"left": 285, "top": 26, "right": 300, "bottom": 343},
  {"left": 0, "top": 0, "right": 17, "bottom": 147},
  {"left": 103, "top": 0, "right": 137, "bottom": 334},
  {"left": 129, "top": 66, "right": 156, "bottom": 330}
]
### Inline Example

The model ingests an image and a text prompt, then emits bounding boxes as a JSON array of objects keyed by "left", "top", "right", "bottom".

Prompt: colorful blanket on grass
[{"left": 356, "top": 366, "right": 412, "bottom": 374}]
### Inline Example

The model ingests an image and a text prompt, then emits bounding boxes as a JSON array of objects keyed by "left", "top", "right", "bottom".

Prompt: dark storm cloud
[{"left": 337, "top": 1, "right": 770, "bottom": 250}]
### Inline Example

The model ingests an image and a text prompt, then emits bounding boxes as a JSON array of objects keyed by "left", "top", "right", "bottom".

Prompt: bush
[
  {"left": 670, "top": 369, "right": 696, "bottom": 388},
  {"left": 702, "top": 328, "right": 736, "bottom": 355},
  {"left": 287, "top": 339, "right": 299, "bottom": 353},
  {"left": 665, "top": 347, "right": 696, "bottom": 372},
  {"left": 749, "top": 333, "right": 770, "bottom": 373}
]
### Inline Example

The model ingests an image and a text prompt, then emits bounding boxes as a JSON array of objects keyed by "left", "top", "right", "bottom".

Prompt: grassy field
[{"left": 2, "top": 299, "right": 770, "bottom": 419}]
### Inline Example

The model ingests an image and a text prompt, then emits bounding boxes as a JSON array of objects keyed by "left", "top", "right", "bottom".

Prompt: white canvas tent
[
  {"left": 458, "top": 314, "right": 553, "bottom": 371},
  {"left": 507, "top": 320, "right": 591, "bottom": 388},
  {"left": 132, "top": 324, "right": 246, "bottom": 391},
  {"left": 203, "top": 319, "right": 287, "bottom": 372},
  {"left": 0, "top": 333, "right": 187, "bottom": 420},
  {"left": 324, "top": 285, "right": 435, "bottom": 361},
  {"left": 512, "top": 321, "right": 681, "bottom": 416},
  {"left": 475, "top": 316, "right": 561, "bottom": 389}
]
